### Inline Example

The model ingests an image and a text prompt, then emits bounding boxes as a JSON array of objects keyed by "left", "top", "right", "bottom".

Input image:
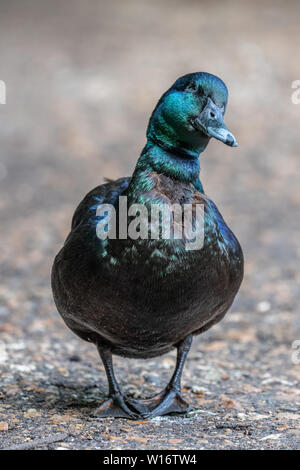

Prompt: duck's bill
[
  {"left": 193, "top": 115, "right": 238, "bottom": 147},
  {"left": 206, "top": 125, "right": 238, "bottom": 147}
]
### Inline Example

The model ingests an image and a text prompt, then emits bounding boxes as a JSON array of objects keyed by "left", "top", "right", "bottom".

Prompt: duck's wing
[{"left": 71, "top": 177, "right": 131, "bottom": 230}]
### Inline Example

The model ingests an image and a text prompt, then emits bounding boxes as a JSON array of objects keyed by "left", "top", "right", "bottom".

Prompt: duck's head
[{"left": 147, "top": 72, "right": 237, "bottom": 158}]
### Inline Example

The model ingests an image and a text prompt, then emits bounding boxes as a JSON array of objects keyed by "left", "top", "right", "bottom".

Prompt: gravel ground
[{"left": 0, "top": 0, "right": 299, "bottom": 450}]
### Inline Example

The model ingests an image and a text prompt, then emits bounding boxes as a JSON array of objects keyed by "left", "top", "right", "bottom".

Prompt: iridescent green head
[{"left": 147, "top": 72, "right": 237, "bottom": 158}]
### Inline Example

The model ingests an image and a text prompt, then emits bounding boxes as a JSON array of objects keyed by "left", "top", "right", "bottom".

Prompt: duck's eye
[
  {"left": 186, "top": 81, "right": 197, "bottom": 92},
  {"left": 197, "top": 85, "right": 204, "bottom": 96}
]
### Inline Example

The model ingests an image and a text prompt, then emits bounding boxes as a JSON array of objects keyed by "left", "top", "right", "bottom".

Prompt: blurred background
[{"left": 0, "top": 0, "right": 299, "bottom": 450}]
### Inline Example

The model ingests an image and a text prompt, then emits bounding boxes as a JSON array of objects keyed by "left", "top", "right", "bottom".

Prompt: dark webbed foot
[
  {"left": 124, "top": 391, "right": 165, "bottom": 414},
  {"left": 143, "top": 388, "right": 190, "bottom": 418},
  {"left": 92, "top": 346, "right": 143, "bottom": 419},
  {"left": 126, "top": 388, "right": 190, "bottom": 418},
  {"left": 126, "top": 335, "right": 193, "bottom": 419},
  {"left": 92, "top": 392, "right": 140, "bottom": 420}
]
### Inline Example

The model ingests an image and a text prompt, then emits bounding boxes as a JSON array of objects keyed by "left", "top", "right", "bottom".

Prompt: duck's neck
[{"left": 131, "top": 140, "right": 205, "bottom": 192}]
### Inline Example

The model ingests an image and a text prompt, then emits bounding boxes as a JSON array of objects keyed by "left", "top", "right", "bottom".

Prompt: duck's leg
[
  {"left": 92, "top": 345, "right": 140, "bottom": 419},
  {"left": 128, "top": 335, "right": 193, "bottom": 418}
]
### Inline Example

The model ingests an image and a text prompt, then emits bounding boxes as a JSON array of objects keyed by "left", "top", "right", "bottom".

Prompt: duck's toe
[
  {"left": 91, "top": 393, "right": 141, "bottom": 420},
  {"left": 140, "top": 388, "right": 191, "bottom": 419},
  {"left": 124, "top": 390, "right": 166, "bottom": 414}
]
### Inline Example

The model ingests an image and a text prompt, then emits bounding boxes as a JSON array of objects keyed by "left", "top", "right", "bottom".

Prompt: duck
[{"left": 51, "top": 72, "right": 244, "bottom": 419}]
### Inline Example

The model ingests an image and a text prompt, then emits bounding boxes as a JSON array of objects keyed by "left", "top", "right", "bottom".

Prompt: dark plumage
[{"left": 52, "top": 72, "right": 243, "bottom": 419}]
